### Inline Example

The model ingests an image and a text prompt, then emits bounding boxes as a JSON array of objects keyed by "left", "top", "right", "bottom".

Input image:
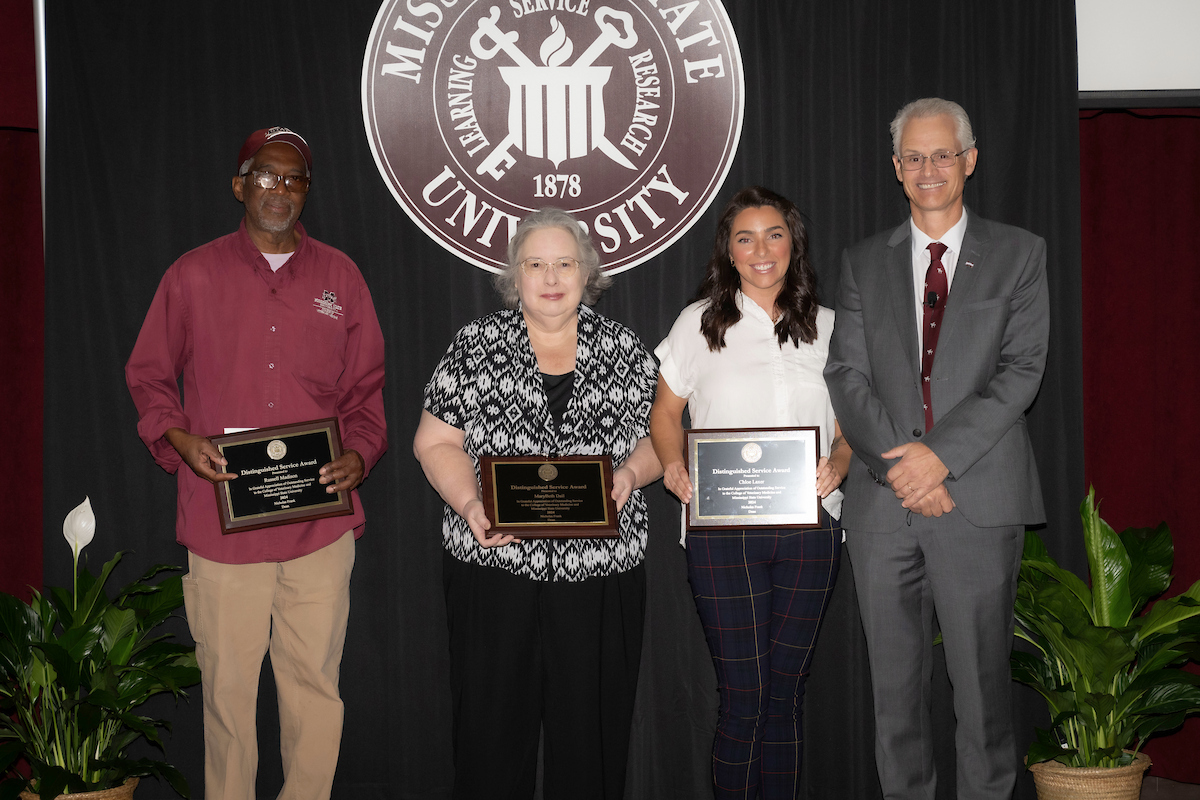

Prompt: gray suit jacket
[{"left": 824, "top": 212, "right": 1048, "bottom": 532}]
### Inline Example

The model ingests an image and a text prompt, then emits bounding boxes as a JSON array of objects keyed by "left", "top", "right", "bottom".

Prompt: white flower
[{"left": 63, "top": 496, "right": 96, "bottom": 558}]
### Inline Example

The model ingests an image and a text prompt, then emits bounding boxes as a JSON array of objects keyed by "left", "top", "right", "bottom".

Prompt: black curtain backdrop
[{"left": 42, "top": 2, "right": 1083, "bottom": 798}]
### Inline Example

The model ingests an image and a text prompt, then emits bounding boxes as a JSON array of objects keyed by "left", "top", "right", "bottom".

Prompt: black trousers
[{"left": 443, "top": 552, "right": 646, "bottom": 800}]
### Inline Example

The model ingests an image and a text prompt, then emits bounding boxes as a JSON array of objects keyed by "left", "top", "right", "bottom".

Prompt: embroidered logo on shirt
[{"left": 314, "top": 290, "right": 344, "bottom": 320}]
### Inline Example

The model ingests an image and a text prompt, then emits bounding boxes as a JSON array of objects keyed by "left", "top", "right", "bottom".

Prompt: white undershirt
[
  {"left": 262, "top": 251, "right": 294, "bottom": 272},
  {"left": 909, "top": 209, "right": 968, "bottom": 348}
]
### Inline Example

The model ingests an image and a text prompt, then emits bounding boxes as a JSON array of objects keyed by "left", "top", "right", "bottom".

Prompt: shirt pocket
[
  {"left": 784, "top": 337, "right": 831, "bottom": 382},
  {"left": 295, "top": 319, "right": 347, "bottom": 389}
]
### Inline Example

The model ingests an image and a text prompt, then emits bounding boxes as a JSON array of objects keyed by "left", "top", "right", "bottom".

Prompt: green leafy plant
[
  {"left": 1012, "top": 487, "right": 1200, "bottom": 768},
  {"left": 0, "top": 498, "right": 200, "bottom": 799}
]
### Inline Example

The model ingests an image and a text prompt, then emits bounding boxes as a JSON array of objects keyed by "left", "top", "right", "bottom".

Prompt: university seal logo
[{"left": 362, "top": 0, "right": 744, "bottom": 274}]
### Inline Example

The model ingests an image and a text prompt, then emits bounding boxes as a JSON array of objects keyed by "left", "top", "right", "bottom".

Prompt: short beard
[{"left": 254, "top": 196, "right": 298, "bottom": 233}]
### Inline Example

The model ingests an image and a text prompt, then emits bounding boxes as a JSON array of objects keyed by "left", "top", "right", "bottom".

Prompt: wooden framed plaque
[
  {"left": 211, "top": 418, "right": 353, "bottom": 534},
  {"left": 478, "top": 455, "right": 619, "bottom": 539},
  {"left": 685, "top": 427, "right": 821, "bottom": 530}
]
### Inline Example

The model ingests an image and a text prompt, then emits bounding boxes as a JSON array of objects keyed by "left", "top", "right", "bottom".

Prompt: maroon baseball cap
[{"left": 237, "top": 127, "right": 313, "bottom": 176}]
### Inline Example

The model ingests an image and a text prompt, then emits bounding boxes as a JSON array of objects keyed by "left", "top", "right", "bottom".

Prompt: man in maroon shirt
[{"left": 126, "top": 127, "right": 387, "bottom": 800}]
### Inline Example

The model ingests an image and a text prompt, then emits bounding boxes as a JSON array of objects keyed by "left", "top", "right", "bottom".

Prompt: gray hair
[
  {"left": 493, "top": 207, "right": 611, "bottom": 308},
  {"left": 890, "top": 97, "right": 976, "bottom": 155}
]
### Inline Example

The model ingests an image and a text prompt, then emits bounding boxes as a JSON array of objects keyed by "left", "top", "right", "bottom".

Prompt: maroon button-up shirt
[{"left": 126, "top": 221, "right": 387, "bottom": 564}]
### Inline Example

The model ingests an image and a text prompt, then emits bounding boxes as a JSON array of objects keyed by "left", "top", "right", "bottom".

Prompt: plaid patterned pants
[{"left": 686, "top": 516, "right": 842, "bottom": 800}]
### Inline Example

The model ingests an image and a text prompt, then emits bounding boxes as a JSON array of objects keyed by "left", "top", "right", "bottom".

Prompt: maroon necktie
[{"left": 921, "top": 242, "right": 949, "bottom": 431}]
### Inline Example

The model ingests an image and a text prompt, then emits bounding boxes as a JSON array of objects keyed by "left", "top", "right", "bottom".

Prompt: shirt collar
[
  {"left": 736, "top": 290, "right": 776, "bottom": 324},
  {"left": 236, "top": 219, "right": 309, "bottom": 275},
  {"left": 909, "top": 208, "right": 968, "bottom": 258}
]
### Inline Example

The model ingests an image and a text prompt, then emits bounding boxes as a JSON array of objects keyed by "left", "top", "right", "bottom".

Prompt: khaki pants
[{"left": 182, "top": 531, "right": 355, "bottom": 800}]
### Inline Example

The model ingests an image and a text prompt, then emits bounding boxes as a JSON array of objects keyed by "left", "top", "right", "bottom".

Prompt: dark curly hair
[{"left": 695, "top": 186, "right": 819, "bottom": 351}]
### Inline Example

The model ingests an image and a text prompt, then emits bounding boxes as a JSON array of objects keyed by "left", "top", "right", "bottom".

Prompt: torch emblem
[{"left": 470, "top": 6, "right": 639, "bottom": 179}]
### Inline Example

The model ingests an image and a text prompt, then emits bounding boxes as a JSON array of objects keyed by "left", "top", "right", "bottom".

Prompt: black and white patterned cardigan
[{"left": 423, "top": 305, "right": 658, "bottom": 581}]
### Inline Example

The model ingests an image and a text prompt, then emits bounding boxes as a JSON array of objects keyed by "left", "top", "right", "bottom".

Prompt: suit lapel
[
  {"left": 939, "top": 212, "right": 992, "bottom": 347},
  {"left": 884, "top": 224, "right": 921, "bottom": 385}
]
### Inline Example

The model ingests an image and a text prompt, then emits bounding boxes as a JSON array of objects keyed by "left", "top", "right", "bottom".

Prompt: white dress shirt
[{"left": 909, "top": 209, "right": 968, "bottom": 348}]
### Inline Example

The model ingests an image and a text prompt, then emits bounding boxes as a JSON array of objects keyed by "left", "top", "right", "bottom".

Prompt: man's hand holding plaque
[
  {"left": 318, "top": 449, "right": 365, "bottom": 494},
  {"left": 207, "top": 418, "right": 355, "bottom": 534},
  {"left": 166, "top": 428, "right": 237, "bottom": 484}
]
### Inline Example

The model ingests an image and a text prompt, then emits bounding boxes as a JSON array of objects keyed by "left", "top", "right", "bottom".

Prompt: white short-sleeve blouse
[{"left": 655, "top": 292, "right": 843, "bottom": 520}]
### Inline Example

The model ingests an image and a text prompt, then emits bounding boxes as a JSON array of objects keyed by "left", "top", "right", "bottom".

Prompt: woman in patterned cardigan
[{"left": 413, "top": 208, "right": 662, "bottom": 800}]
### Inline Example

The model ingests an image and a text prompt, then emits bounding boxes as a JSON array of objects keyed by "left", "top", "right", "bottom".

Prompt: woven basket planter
[
  {"left": 20, "top": 777, "right": 138, "bottom": 800},
  {"left": 1028, "top": 753, "right": 1150, "bottom": 800}
]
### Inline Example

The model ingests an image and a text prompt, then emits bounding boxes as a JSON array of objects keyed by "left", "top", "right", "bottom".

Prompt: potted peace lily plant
[
  {"left": 0, "top": 498, "right": 200, "bottom": 800},
  {"left": 1012, "top": 488, "right": 1200, "bottom": 798}
]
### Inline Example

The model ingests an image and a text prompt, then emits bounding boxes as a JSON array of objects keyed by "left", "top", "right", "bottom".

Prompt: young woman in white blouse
[{"left": 649, "top": 186, "right": 851, "bottom": 800}]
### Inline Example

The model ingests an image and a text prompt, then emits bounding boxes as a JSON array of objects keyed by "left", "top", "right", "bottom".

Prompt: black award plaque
[
  {"left": 211, "top": 418, "right": 353, "bottom": 534},
  {"left": 686, "top": 427, "right": 821, "bottom": 530},
  {"left": 479, "top": 455, "right": 619, "bottom": 539}
]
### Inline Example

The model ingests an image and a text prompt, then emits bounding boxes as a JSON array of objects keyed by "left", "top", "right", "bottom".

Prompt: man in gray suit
[{"left": 824, "top": 97, "right": 1049, "bottom": 799}]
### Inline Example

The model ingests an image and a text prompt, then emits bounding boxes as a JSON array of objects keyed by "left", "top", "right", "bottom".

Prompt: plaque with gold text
[
  {"left": 479, "top": 455, "right": 619, "bottom": 539},
  {"left": 211, "top": 419, "right": 353, "bottom": 534}
]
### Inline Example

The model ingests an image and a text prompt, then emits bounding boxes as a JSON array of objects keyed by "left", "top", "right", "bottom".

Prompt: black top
[{"left": 541, "top": 371, "right": 575, "bottom": 431}]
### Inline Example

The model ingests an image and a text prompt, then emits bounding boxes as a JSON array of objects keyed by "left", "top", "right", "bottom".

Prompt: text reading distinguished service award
[
  {"left": 686, "top": 427, "right": 821, "bottom": 530},
  {"left": 211, "top": 418, "right": 353, "bottom": 534},
  {"left": 479, "top": 455, "right": 619, "bottom": 539}
]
